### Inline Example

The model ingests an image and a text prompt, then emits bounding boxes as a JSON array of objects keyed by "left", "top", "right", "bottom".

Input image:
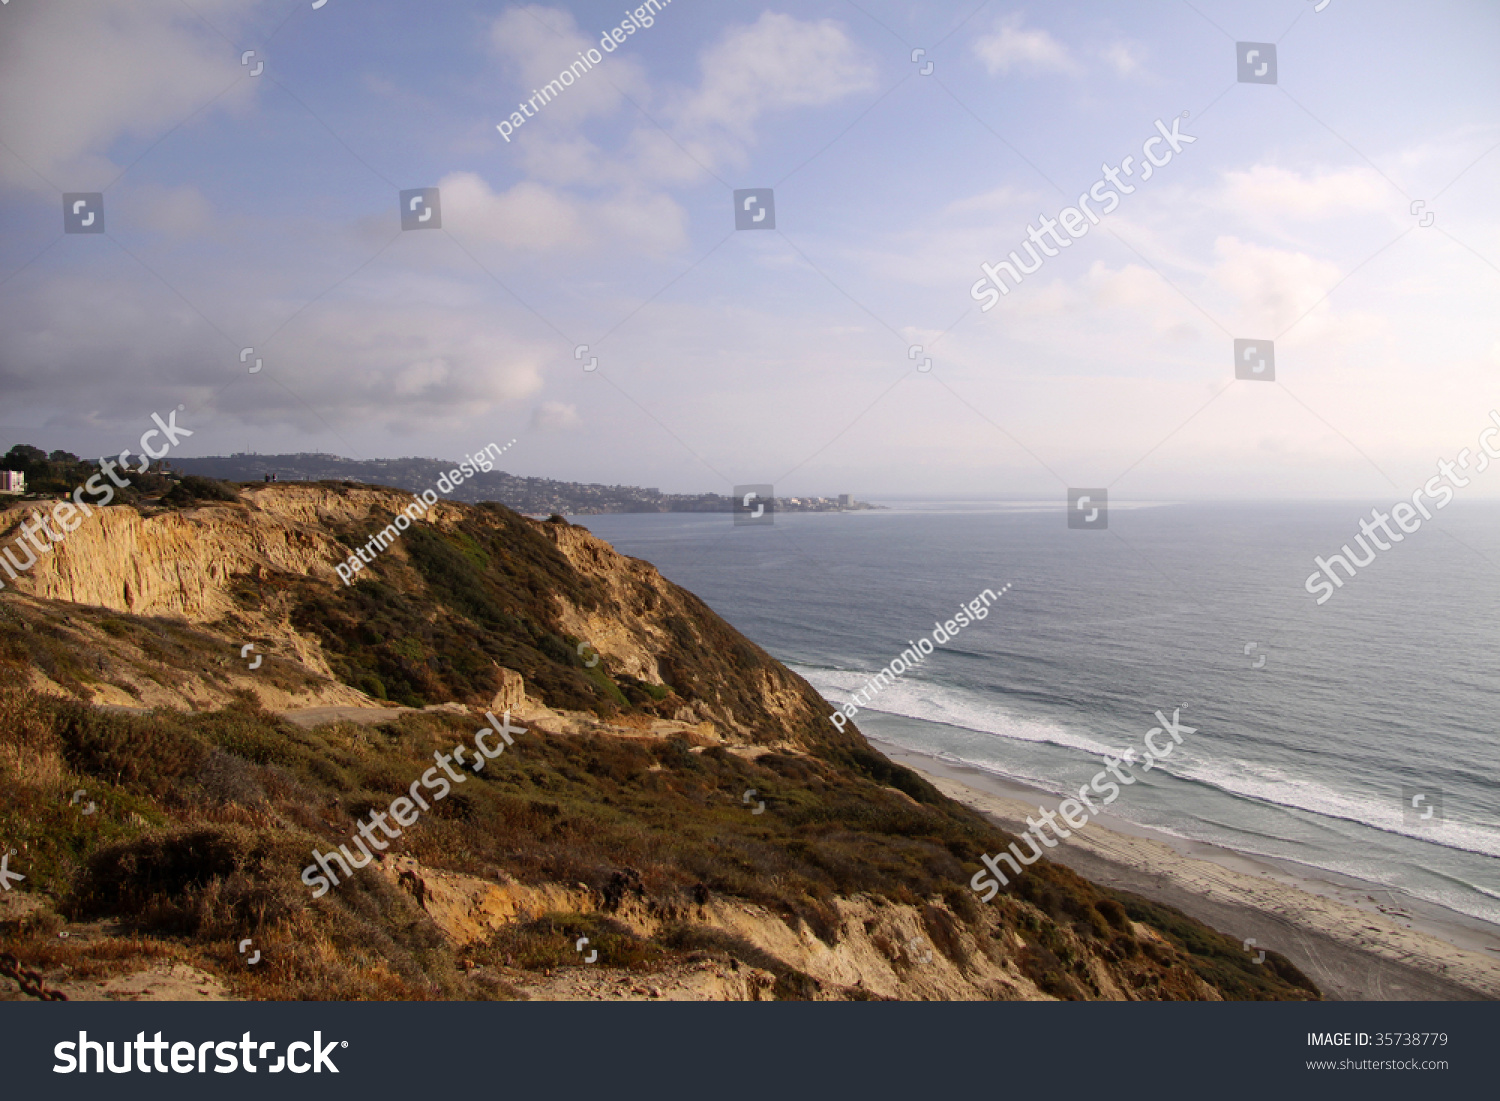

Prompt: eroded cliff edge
[{"left": 0, "top": 484, "right": 1318, "bottom": 1001}]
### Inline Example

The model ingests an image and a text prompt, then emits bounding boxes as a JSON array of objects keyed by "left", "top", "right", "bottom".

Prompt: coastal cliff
[{"left": 0, "top": 484, "right": 1317, "bottom": 1001}]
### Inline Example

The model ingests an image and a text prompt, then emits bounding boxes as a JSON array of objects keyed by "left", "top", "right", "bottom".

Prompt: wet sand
[{"left": 878, "top": 739, "right": 1500, "bottom": 1002}]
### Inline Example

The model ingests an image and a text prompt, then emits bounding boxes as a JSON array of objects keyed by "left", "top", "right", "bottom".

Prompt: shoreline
[{"left": 874, "top": 737, "right": 1500, "bottom": 1001}]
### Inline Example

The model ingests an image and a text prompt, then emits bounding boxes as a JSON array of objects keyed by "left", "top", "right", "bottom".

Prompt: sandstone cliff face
[
  {"left": 0, "top": 486, "right": 843, "bottom": 749},
  {"left": 531, "top": 518, "right": 840, "bottom": 749},
  {"left": 0, "top": 490, "right": 389, "bottom": 707},
  {"left": 2, "top": 487, "right": 364, "bottom": 616},
  {"left": 374, "top": 854, "right": 1153, "bottom": 1001},
  {"left": 534, "top": 522, "right": 673, "bottom": 687}
]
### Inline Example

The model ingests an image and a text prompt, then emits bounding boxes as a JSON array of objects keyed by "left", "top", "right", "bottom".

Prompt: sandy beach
[{"left": 876, "top": 739, "right": 1500, "bottom": 1001}]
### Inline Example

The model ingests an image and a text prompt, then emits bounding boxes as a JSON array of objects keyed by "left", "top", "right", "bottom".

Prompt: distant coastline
[{"left": 171, "top": 453, "right": 883, "bottom": 517}]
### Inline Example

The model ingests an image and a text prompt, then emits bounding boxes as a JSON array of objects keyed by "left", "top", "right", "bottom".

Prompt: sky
[{"left": 0, "top": 0, "right": 1498, "bottom": 502}]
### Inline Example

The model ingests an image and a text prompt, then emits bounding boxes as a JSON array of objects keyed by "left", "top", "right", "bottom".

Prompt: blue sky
[{"left": 1, "top": 0, "right": 1498, "bottom": 500}]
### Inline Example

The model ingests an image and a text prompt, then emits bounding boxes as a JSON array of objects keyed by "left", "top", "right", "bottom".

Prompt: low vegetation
[
  {"left": 161, "top": 475, "right": 241, "bottom": 506},
  {"left": 0, "top": 687, "right": 1318, "bottom": 1001}
]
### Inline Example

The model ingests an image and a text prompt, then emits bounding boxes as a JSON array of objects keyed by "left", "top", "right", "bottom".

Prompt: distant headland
[{"left": 168, "top": 452, "right": 883, "bottom": 516}]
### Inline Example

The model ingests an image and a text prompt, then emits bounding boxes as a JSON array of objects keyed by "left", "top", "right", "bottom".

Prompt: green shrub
[
  {"left": 54, "top": 702, "right": 209, "bottom": 799},
  {"left": 1107, "top": 890, "right": 1320, "bottom": 1000},
  {"left": 478, "top": 913, "right": 664, "bottom": 972},
  {"left": 71, "top": 825, "right": 308, "bottom": 936},
  {"left": 163, "top": 476, "right": 240, "bottom": 506}
]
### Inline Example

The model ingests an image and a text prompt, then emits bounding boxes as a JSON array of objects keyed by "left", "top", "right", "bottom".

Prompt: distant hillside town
[{"left": 168, "top": 453, "right": 882, "bottom": 516}]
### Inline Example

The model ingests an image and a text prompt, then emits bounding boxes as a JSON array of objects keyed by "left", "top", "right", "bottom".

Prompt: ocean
[{"left": 575, "top": 501, "right": 1500, "bottom": 929}]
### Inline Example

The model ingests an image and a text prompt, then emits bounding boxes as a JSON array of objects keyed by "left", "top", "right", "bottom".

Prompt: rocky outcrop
[
  {"left": 379, "top": 854, "right": 1052, "bottom": 1001},
  {"left": 489, "top": 666, "right": 528, "bottom": 713},
  {"left": 3, "top": 491, "right": 341, "bottom": 617},
  {"left": 0, "top": 488, "right": 412, "bottom": 706}
]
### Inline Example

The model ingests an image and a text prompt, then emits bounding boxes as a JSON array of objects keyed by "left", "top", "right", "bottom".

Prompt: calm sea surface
[{"left": 576, "top": 501, "right": 1500, "bottom": 927}]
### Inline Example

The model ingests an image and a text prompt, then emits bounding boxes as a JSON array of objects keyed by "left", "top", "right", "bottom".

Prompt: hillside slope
[{"left": 0, "top": 484, "right": 1317, "bottom": 1002}]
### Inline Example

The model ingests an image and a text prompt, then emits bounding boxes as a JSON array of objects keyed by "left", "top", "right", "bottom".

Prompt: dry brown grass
[
  {"left": 0, "top": 681, "right": 1320, "bottom": 1002},
  {"left": 0, "top": 742, "right": 66, "bottom": 788}
]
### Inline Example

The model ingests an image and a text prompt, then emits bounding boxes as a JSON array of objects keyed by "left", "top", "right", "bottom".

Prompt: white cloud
[
  {"left": 1210, "top": 236, "right": 1346, "bottom": 333},
  {"left": 0, "top": 0, "right": 258, "bottom": 192},
  {"left": 479, "top": 8, "right": 875, "bottom": 246},
  {"left": 974, "top": 15, "right": 1079, "bottom": 76},
  {"left": 1084, "top": 261, "right": 1200, "bottom": 327},
  {"left": 478, "top": 10, "right": 873, "bottom": 231},
  {"left": 530, "top": 400, "right": 580, "bottom": 430},
  {"left": 436, "top": 171, "right": 688, "bottom": 254},
  {"left": 1100, "top": 41, "right": 1145, "bottom": 77},
  {"left": 0, "top": 274, "right": 546, "bottom": 434},
  {"left": 488, "top": 4, "right": 649, "bottom": 128},
  {"left": 670, "top": 12, "right": 876, "bottom": 166},
  {"left": 438, "top": 172, "right": 590, "bottom": 250},
  {"left": 1221, "top": 164, "right": 1392, "bottom": 220},
  {"left": 240, "top": 304, "right": 547, "bottom": 427}
]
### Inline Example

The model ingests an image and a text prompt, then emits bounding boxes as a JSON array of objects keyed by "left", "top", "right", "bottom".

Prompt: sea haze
[{"left": 576, "top": 502, "right": 1500, "bottom": 928}]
